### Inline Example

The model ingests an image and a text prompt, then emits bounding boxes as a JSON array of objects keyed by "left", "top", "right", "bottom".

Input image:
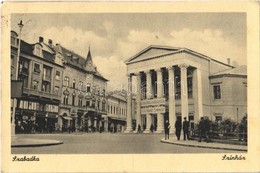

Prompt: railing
[
  {"left": 23, "top": 88, "right": 60, "bottom": 100},
  {"left": 42, "top": 75, "right": 51, "bottom": 82}
]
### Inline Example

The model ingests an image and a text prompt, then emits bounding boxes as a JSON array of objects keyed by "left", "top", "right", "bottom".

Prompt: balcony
[{"left": 23, "top": 88, "right": 60, "bottom": 100}]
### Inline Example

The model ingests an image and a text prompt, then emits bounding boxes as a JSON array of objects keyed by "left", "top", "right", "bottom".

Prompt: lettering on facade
[
  {"left": 141, "top": 106, "right": 166, "bottom": 114},
  {"left": 141, "top": 98, "right": 166, "bottom": 107}
]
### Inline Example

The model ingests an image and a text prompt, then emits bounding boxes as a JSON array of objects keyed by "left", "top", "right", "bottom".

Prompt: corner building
[{"left": 124, "top": 45, "right": 247, "bottom": 134}]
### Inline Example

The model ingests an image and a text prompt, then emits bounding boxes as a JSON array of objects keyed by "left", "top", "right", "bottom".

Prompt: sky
[{"left": 11, "top": 13, "right": 246, "bottom": 90}]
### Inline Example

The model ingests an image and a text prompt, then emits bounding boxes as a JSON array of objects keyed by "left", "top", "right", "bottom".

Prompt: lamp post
[{"left": 11, "top": 20, "right": 24, "bottom": 137}]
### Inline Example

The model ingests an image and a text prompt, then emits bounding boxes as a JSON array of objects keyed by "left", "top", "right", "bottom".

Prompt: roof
[
  {"left": 107, "top": 92, "right": 127, "bottom": 101},
  {"left": 125, "top": 45, "right": 234, "bottom": 68},
  {"left": 57, "top": 44, "right": 108, "bottom": 81},
  {"left": 210, "top": 65, "right": 247, "bottom": 77}
]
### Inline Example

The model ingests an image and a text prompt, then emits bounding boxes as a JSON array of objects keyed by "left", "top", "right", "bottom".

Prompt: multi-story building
[
  {"left": 107, "top": 92, "right": 127, "bottom": 132},
  {"left": 11, "top": 31, "right": 64, "bottom": 133},
  {"left": 124, "top": 45, "right": 247, "bottom": 133},
  {"left": 55, "top": 42, "right": 108, "bottom": 132},
  {"left": 11, "top": 31, "right": 108, "bottom": 133}
]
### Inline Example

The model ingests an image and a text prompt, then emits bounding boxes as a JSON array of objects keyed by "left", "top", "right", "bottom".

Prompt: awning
[{"left": 108, "top": 116, "right": 126, "bottom": 121}]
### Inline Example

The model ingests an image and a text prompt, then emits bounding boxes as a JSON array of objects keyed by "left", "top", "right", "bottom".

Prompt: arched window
[
  {"left": 64, "top": 76, "right": 69, "bottom": 87},
  {"left": 73, "top": 79, "right": 76, "bottom": 89}
]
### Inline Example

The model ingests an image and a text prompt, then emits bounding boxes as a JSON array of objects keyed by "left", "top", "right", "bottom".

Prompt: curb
[
  {"left": 11, "top": 139, "right": 64, "bottom": 147},
  {"left": 160, "top": 139, "right": 247, "bottom": 152}
]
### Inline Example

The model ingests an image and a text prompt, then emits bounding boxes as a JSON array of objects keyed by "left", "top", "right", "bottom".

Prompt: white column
[
  {"left": 168, "top": 66, "right": 176, "bottom": 134},
  {"left": 125, "top": 74, "right": 133, "bottom": 133},
  {"left": 194, "top": 68, "right": 203, "bottom": 122},
  {"left": 145, "top": 70, "right": 152, "bottom": 99},
  {"left": 135, "top": 72, "right": 142, "bottom": 133},
  {"left": 156, "top": 68, "right": 164, "bottom": 133},
  {"left": 144, "top": 113, "right": 152, "bottom": 133},
  {"left": 156, "top": 113, "right": 164, "bottom": 133},
  {"left": 156, "top": 68, "right": 163, "bottom": 98},
  {"left": 179, "top": 64, "right": 189, "bottom": 120}
]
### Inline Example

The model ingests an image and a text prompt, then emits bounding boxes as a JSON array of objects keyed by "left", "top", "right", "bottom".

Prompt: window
[
  {"left": 32, "top": 80, "right": 39, "bottom": 90},
  {"left": 187, "top": 77, "right": 193, "bottom": 99},
  {"left": 78, "top": 98, "right": 82, "bottom": 107},
  {"left": 72, "top": 95, "right": 75, "bottom": 106},
  {"left": 213, "top": 85, "right": 221, "bottom": 99},
  {"left": 72, "top": 79, "right": 76, "bottom": 89},
  {"left": 43, "top": 66, "right": 51, "bottom": 82},
  {"left": 86, "top": 100, "right": 90, "bottom": 107},
  {"left": 86, "top": 84, "right": 91, "bottom": 92},
  {"left": 42, "top": 82, "right": 50, "bottom": 92},
  {"left": 54, "top": 86, "right": 60, "bottom": 95},
  {"left": 34, "top": 45, "right": 42, "bottom": 57},
  {"left": 18, "top": 58, "right": 30, "bottom": 87},
  {"left": 63, "top": 95, "right": 69, "bottom": 105},
  {"left": 11, "top": 36, "right": 16, "bottom": 46},
  {"left": 175, "top": 74, "right": 181, "bottom": 99},
  {"left": 55, "top": 71, "right": 60, "bottom": 80},
  {"left": 64, "top": 76, "right": 69, "bottom": 87},
  {"left": 34, "top": 63, "right": 40, "bottom": 74}
]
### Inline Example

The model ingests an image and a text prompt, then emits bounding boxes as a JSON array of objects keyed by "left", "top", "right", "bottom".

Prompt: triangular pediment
[{"left": 125, "top": 45, "right": 181, "bottom": 64}]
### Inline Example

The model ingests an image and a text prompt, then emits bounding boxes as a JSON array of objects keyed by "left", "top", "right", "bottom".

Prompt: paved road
[{"left": 12, "top": 133, "right": 239, "bottom": 154}]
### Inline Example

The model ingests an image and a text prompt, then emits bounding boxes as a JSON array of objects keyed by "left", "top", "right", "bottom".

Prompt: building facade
[
  {"left": 11, "top": 31, "right": 108, "bottom": 133},
  {"left": 124, "top": 45, "right": 247, "bottom": 133},
  {"left": 107, "top": 92, "right": 127, "bottom": 132},
  {"left": 56, "top": 43, "right": 108, "bottom": 132},
  {"left": 11, "top": 31, "right": 63, "bottom": 133}
]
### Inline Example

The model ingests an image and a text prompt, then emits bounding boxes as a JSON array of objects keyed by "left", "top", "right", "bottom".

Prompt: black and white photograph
[{"left": 1, "top": 2, "right": 260, "bottom": 173}]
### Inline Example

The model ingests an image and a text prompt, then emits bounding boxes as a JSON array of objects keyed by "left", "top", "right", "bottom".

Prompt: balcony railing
[{"left": 23, "top": 88, "right": 60, "bottom": 100}]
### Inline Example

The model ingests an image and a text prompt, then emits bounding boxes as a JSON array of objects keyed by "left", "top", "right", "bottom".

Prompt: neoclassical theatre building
[{"left": 124, "top": 45, "right": 247, "bottom": 134}]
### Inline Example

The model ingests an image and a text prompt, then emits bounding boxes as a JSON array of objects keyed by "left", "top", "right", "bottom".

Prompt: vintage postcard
[{"left": 1, "top": 1, "right": 260, "bottom": 172}]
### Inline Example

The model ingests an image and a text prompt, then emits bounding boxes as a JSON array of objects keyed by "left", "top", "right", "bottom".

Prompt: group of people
[
  {"left": 165, "top": 116, "right": 211, "bottom": 143},
  {"left": 164, "top": 117, "right": 190, "bottom": 141}
]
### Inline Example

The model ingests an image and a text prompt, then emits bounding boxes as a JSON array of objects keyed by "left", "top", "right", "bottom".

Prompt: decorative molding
[{"left": 178, "top": 63, "right": 189, "bottom": 69}]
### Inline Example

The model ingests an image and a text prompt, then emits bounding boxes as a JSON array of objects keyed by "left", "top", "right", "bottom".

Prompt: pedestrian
[
  {"left": 175, "top": 118, "right": 182, "bottom": 140},
  {"left": 137, "top": 124, "right": 141, "bottom": 133},
  {"left": 183, "top": 117, "right": 190, "bottom": 140},
  {"left": 165, "top": 120, "right": 170, "bottom": 140},
  {"left": 198, "top": 117, "right": 210, "bottom": 142}
]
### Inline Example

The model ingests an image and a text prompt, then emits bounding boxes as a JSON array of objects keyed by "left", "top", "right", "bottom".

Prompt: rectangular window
[
  {"left": 87, "top": 85, "right": 91, "bottom": 92},
  {"left": 213, "top": 85, "right": 221, "bottom": 99},
  {"left": 42, "top": 82, "right": 50, "bottom": 92},
  {"left": 55, "top": 71, "right": 60, "bottom": 80},
  {"left": 54, "top": 86, "right": 60, "bottom": 95},
  {"left": 11, "top": 37, "right": 16, "bottom": 46},
  {"left": 86, "top": 100, "right": 90, "bottom": 107},
  {"left": 32, "top": 80, "right": 39, "bottom": 90},
  {"left": 187, "top": 77, "right": 193, "bottom": 99},
  {"left": 34, "top": 63, "right": 40, "bottom": 74}
]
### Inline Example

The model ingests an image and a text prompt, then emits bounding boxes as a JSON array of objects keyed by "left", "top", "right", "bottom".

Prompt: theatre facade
[{"left": 124, "top": 45, "right": 247, "bottom": 134}]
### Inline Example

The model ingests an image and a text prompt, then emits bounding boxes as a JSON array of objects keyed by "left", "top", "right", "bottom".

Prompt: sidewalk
[
  {"left": 161, "top": 138, "right": 247, "bottom": 151},
  {"left": 11, "top": 136, "right": 63, "bottom": 147}
]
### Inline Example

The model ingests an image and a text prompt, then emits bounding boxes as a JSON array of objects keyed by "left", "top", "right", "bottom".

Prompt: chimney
[
  {"left": 227, "top": 58, "right": 231, "bottom": 65},
  {"left": 48, "top": 39, "right": 53, "bottom": 46},
  {"left": 39, "top": 36, "right": 44, "bottom": 43}
]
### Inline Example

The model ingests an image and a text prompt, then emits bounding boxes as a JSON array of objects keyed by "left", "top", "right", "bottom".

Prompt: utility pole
[{"left": 11, "top": 20, "right": 24, "bottom": 137}]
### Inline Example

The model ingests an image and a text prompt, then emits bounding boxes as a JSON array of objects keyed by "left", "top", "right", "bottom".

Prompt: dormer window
[
  {"left": 11, "top": 31, "right": 18, "bottom": 47},
  {"left": 55, "top": 53, "right": 63, "bottom": 65},
  {"left": 33, "top": 44, "right": 42, "bottom": 57}
]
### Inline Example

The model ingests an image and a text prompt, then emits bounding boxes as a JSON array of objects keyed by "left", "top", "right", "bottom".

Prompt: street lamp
[{"left": 11, "top": 20, "right": 24, "bottom": 136}]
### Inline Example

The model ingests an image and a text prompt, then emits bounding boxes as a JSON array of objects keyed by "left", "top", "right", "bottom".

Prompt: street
[{"left": 12, "top": 133, "right": 239, "bottom": 154}]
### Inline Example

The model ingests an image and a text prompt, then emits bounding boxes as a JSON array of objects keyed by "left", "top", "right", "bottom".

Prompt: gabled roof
[
  {"left": 210, "top": 65, "right": 247, "bottom": 77},
  {"left": 125, "top": 45, "right": 233, "bottom": 68}
]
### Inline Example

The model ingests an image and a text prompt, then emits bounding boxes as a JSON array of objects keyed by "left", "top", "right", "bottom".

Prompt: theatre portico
[{"left": 124, "top": 45, "right": 244, "bottom": 134}]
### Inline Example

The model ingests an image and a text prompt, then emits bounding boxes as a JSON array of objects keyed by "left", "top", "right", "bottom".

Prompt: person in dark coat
[
  {"left": 165, "top": 120, "right": 171, "bottom": 140},
  {"left": 137, "top": 124, "right": 141, "bottom": 133},
  {"left": 175, "top": 118, "right": 182, "bottom": 140},
  {"left": 198, "top": 117, "right": 210, "bottom": 142},
  {"left": 183, "top": 117, "right": 190, "bottom": 140}
]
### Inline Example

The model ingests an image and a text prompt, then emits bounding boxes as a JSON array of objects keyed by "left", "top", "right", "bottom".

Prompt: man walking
[
  {"left": 175, "top": 118, "right": 182, "bottom": 140},
  {"left": 165, "top": 120, "right": 171, "bottom": 140},
  {"left": 183, "top": 117, "right": 189, "bottom": 140}
]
